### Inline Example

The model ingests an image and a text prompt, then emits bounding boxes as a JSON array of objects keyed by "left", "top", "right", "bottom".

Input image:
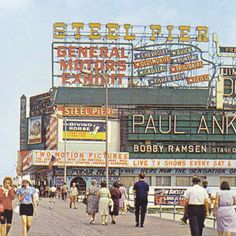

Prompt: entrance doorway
[{"left": 70, "top": 177, "right": 86, "bottom": 194}]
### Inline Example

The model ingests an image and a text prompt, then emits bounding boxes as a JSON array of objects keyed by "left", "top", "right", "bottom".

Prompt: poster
[
  {"left": 154, "top": 188, "right": 186, "bottom": 206},
  {"left": 63, "top": 120, "right": 106, "bottom": 141},
  {"left": 28, "top": 116, "right": 42, "bottom": 145}
]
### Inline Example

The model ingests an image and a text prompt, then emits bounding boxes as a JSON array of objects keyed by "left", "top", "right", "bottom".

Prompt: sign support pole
[
  {"left": 64, "top": 117, "right": 67, "bottom": 184},
  {"left": 105, "top": 75, "right": 109, "bottom": 187}
]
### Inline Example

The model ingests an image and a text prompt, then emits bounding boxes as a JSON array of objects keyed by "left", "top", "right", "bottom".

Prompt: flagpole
[{"left": 64, "top": 117, "right": 67, "bottom": 184}]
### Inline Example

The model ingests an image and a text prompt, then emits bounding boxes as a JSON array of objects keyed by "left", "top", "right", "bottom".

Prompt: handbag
[{"left": 0, "top": 204, "right": 4, "bottom": 213}]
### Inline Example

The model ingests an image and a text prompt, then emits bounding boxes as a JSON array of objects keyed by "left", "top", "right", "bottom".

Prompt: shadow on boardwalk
[{"left": 10, "top": 199, "right": 218, "bottom": 236}]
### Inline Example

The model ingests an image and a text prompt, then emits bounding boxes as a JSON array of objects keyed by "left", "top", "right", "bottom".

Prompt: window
[
  {"left": 156, "top": 176, "right": 171, "bottom": 186},
  {"left": 176, "top": 176, "right": 191, "bottom": 186},
  {"left": 220, "top": 177, "right": 236, "bottom": 187}
]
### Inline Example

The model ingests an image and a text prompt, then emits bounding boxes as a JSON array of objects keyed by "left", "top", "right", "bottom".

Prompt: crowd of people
[
  {"left": 85, "top": 180, "right": 128, "bottom": 225},
  {"left": 181, "top": 176, "right": 236, "bottom": 236},
  {"left": 0, "top": 173, "right": 236, "bottom": 236}
]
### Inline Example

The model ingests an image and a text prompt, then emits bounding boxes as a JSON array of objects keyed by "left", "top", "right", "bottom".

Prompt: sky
[{"left": 0, "top": 0, "right": 236, "bottom": 182}]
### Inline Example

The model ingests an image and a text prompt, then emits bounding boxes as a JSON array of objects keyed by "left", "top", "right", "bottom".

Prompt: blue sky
[{"left": 0, "top": 0, "right": 236, "bottom": 182}]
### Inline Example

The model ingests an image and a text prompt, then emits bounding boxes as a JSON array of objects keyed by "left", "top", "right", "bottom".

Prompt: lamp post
[
  {"left": 105, "top": 74, "right": 109, "bottom": 187},
  {"left": 82, "top": 69, "right": 109, "bottom": 187},
  {"left": 63, "top": 116, "right": 67, "bottom": 184}
]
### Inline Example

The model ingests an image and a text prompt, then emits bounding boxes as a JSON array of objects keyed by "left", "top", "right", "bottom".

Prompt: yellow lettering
[
  {"left": 124, "top": 24, "right": 136, "bottom": 40},
  {"left": 72, "top": 22, "right": 84, "bottom": 39},
  {"left": 53, "top": 22, "right": 66, "bottom": 39},
  {"left": 150, "top": 25, "right": 161, "bottom": 41},
  {"left": 107, "top": 23, "right": 119, "bottom": 40},
  {"left": 196, "top": 26, "right": 209, "bottom": 42},
  {"left": 89, "top": 23, "right": 101, "bottom": 40},
  {"left": 167, "top": 25, "right": 174, "bottom": 41},
  {"left": 179, "top": 25, "right": 190, "bottom": 42}
]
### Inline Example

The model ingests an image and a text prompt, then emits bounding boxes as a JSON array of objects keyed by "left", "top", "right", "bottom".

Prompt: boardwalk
[{"left": 9, "top": 199, "right": 218, "bottom": 236}]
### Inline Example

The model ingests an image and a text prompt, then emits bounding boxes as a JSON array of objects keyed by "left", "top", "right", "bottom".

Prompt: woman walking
[
  {"left": 69, "top": 183, "right": 78, "bottom": 209},
  {"left": 119, "top": 183, "right": 127, "bottom": 215},
  {"left": 86, "top": 180, "right": 99, "bottom": 224},
  {"left": 98, "top": 181, "right": 111, "bottom": 225},
  {"left": 213, "top": 181, "right": 236, "bottom": 236},
  {"left": 17, "top": 175, "right": 36, "bottom": 236},
  {"left": 109, "top": 182, "right": 121, "bottom": 224},
  {"left": 0, "top": 176, "right": 15, "bottom": 236}
]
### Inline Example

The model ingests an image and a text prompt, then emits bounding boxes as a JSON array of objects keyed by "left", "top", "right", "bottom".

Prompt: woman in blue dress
[
  {"left": 214, "top": 181, "right": 236, "bottom": 236},
  {"left": 17, "top": 175, "right": 36, "bottom": 236}
]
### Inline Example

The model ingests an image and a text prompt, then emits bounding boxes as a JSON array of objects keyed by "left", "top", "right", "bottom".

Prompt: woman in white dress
[
  {"left": 98, "top": 181, "right": 111, "bottom": 225},
  {"left": 214, "top": 181, "right": 236, "bottom": 236}
]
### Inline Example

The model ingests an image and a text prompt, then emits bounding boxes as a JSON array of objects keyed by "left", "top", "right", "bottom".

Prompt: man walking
[
  {"left": 61, "top": 183, "right": 68, "bottom": 201},
  {"left": 49, "top": 185, "right": 57, "bottom": 203},
  {"left": 184, "top": 176, "right": 209, "bottom": 236},
  {"left": 133, "top": 173, "right": 149, "bottom": 228}
]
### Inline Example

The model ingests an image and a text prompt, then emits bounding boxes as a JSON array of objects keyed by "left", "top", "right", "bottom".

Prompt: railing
[{"left": 127, "top": 193, "right": 217, "bottom": 228}]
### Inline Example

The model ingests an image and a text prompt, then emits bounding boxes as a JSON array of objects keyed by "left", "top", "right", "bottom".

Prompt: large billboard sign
[
  {"left": 52, "top": 22, "right": 213, "bottom": 88},
  {"left": 28, "top": 116, "right": 42, "bottom": 145},
  {"left": 30, "top": 92, "right": 54, "bottom": 116},
  {"left": 216, "top": 69, "right": 236, "bottom": 109},
  {"left": 63, "top": 120, "right": 106, "bottom": 141},
  {"left": 133, "top": 44, "right": 210, "bottom": 87},
  {"left": 23, "top": 150, "right": 129, "bottom": 169},
  {"left": 53, "top": 23, "right": 209, "bottom": 42},
  {"left": 122, "top": 109, "right": 236, "bottom": 159}
]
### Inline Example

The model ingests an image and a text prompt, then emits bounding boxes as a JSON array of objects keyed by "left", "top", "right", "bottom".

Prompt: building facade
[{"left": 18, "top": 22, "right": 236, "bottom": 192}]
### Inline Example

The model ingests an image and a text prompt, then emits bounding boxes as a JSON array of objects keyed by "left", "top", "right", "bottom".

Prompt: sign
[
  {"left": 52, "top": 23, "right": 212, "bottom": 88},
  {"left": 122, "top": 109, "right": 236, "bottom": 159},
  {"left": 54, "top": 167, "right": 120, "bottom": 177},
  {"left": 23, "top": 150, "right": 129, "bottom": 169},
  {"left": 134, "top": 44, "right": 210, "bottom": 87},
  {"left": 30, "top": 92, "right": 54, "bottom": 116},
  {"left": 20, "top": 95, "right": 27, "bottom": 150},
  {"left": 53, "top": 23, "right": 209, "bottom": 43},
  {"left": 120, "top": 168, "right": 236, "bottom": 176},
  {"left": 133, "top": 144, "right": 236, "bottom": 154},
  {"left": 132, "top": 113, "right": 236, "bottom": 135},
  {"left": 55, "top": 176, "right": 64, "bottom": 186},
  {"left": 221, "top": 67, "right": 236, "bottom": 76},
  {"left": 28, "top": 116, "right": 42, "bottom": 145},
  {"left": 220, "top": 47, "right": 236, "bottom": 54},
  {"left": 53, "top": 43, "right": 132, "bottom": 87},
  {"left": 63, "top": 120, "right": 106, "bottom": 141},
  {"left": 57, "top": 106, "right": 115, "bottom": 117},
  {"left": 186, "top": 74, "right": 209, "bottom": 84},
  {"left": 154, "top": 188, "right": 186, "bottom": 206},
  {"left": 129, "top": 159, "right": 236, "bottom": 169},
  {"left": 217, "top": 70, "right": 236, "bottom": 109}
]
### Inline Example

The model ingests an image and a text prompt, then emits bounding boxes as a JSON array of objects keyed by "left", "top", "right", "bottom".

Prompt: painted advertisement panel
[
  {"left": 28, "top": 116, "right": 42, "bottom": 145},
  {"left": 63, "top": 120, "right": 106, "bottom": 141}
]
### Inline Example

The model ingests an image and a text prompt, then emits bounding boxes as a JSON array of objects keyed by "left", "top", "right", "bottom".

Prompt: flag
[
  {"left": 49, "top": 155, "right": 56, "bottom": 170},
  {"left": 46, "top": 116, "right": 58, "bottom": 150}
]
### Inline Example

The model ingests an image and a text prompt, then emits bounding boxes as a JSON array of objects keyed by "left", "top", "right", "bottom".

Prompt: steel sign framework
[{"left": 52, "top": 22, "right": 236, "bottom": 109}]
